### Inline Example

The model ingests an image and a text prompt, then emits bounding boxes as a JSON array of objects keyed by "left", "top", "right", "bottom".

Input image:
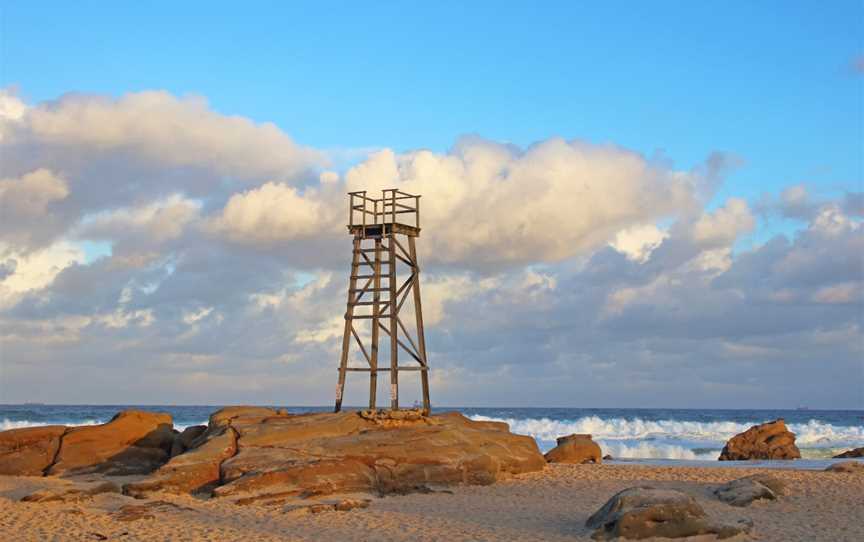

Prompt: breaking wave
[
  {"left": 1, "top": 419, "right": 203, "bottom": 432},
  {"left": 1, "top": 419, "right": 101, "bottom": 431},
  {"left": 468, "top": 415, "right": 864, "bottom": 459}
]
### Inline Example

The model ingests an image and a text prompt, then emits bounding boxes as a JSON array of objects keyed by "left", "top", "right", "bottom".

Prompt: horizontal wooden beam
[
  {"left": 343, "top": 367, "right": 427, "bottom": 372},
  {"left": 350, "top": 287, "right": 389, "bottom": 292}
]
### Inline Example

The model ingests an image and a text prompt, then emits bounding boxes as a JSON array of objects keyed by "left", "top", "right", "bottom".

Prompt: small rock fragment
[
  {"left": 283, "top": 498, "right": 371, "bottom": 515},
  {"left": 21, "top": 481, "right": 121, "bottom": 503},
  {"left": 112, "top": 500, "right": 192, "bottom": 522}
]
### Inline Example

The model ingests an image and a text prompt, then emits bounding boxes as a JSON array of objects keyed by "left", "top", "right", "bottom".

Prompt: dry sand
[{"left": 0, "top": 464, "right": 860, "bottom": 541}]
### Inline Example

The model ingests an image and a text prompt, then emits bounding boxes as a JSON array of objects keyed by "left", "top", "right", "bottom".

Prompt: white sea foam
[
  {"left": 468, "top": 415, "right": 864, "bottom": 459},
  {"left": 598, "top": 441, "right": 718, "bottom": 460},
  {"left": 1, "top": 419, "right": 102, "bottom": 431},
  {"left": 1, "top": 419, "right": 207, "bottom": 432}
]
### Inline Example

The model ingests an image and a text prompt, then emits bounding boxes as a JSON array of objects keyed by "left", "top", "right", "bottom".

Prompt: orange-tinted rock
[
  {"left": 208, "top": 406, "right": 289, "bottom": 429},
  {"left": 123, "top": 426, "right": 238, "bottom": 498},
  {"left": 544, "top": 434, "right": 602, "bottom": 464},
  {"left": 215, "top": 458, "right": 377, "bottom": 498},
  {"left": 0, "top": 425, "right": 66, "bottom": 476},
  {"left": 48, "top": 411, "right": 175, "bottom": 475},
  {"left": 128, "top": 407, "right": 545, "bottom": 499},
  {"left": 718, "top": 419, "right": 801, "bottom": 461},
  {"left": 833, "top": 447, "right": 864, "bottom": 459},
  {"left": 170, "top": 425, "right": 207, "bottom": 457},
  {"left": 224, "top": 410, "right": 542, "bottom": 497}
]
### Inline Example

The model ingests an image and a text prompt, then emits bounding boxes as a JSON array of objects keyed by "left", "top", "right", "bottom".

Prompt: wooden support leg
[
  {"left": 389, "top": 233, "right": 399, "bottom": 410},
  {"left": 409, "top": 236, "right": 431, "bottom": 415},
  {"left": 336, "top": 237, "right": 361, "bottom": 412},
  {"left": 369, "top": 238, "right": 381, "bottom": 410}
]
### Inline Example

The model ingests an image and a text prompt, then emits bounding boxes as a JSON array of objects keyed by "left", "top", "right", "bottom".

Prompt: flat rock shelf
[{"left": 1, "top": 406, "right": 546, "bottom": 502}]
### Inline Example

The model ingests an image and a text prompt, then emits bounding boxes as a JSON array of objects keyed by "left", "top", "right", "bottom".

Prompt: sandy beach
[{"left": 1, "top": 463, "right": 860, "bottom": 542}]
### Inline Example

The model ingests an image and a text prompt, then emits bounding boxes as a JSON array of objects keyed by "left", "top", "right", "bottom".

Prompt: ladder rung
[
  {"left": 351, "top": 275, "right": 383, "bottom": 279},
  {"left": 350, "top": 314, "right": 392, "bottom": 319},
  {"left": 350, "top": 287, "right": 389, "bottom": 292},
  {"left": 358, "top": 261, "right": 391, "bottom": 266},
  {"left": 350, "top": 300, "right": 390, "bottom": 306}
]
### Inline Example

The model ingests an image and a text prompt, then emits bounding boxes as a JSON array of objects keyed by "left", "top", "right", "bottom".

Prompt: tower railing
[{"left": 348, "top": 189, "right": 420, "bottom": 229}]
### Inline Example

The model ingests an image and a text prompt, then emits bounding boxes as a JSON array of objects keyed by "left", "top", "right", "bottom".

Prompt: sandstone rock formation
[
  {"left": 0, "top": 406, "right": 545, "bottom": 502},
  {"left": 126, "top": 407, "right": 545, "bottom": 499},
  {"left": 586, "top": 487, "right": 752, "bottom": 540},
  {"left": 123, "top": 425, "right": 238, "bottom": 497},
  {"left": 825, "top": 461, "right": 864, "bottom": 473},
  {"left": 718, "top": 419, "right": 801, "bottom": 460},
  {"left": 170, "top": 425, "right": 207, "bottom": 457},
  {"left": 0, "top": 411, "right": 180, "bottom": 477},
  {"left": 544, "top": 434, "right": 602, "bottom": 464},
  {"left": 47, "top": 410, "right": 175, "bottom": 475},
  {"left": 713, "top": 474, "right": 785, "bottom": 507},
  {"left": 0, "top": 425, "right": 66, "bottom": 476},
  {"left": 833, "top": 447, "right": 864, "bottom": 458}
]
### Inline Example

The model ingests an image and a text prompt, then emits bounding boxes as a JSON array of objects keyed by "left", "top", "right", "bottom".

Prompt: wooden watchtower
[{"left": 334, "top": 189, "right": 431, "bottom": 414}]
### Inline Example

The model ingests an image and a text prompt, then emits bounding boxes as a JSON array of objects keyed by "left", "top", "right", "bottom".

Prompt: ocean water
[{"left": 2, "top": 405, "right": 861, "bottom": 469}]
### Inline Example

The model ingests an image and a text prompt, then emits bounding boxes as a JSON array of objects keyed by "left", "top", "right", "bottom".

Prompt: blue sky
[{"left": 3, "top": 1, "right": 861, "bottom": 204}]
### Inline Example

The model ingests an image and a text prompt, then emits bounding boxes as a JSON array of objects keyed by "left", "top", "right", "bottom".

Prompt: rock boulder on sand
[
  {"left": 825, "top": 461, "right": 864, "bottom": 473},
  {"left": 587, "top": 486, "right": 752, "bottom": 540},
  {"left": 718, "top": 419, "right": 801, "bottom": 461},
  {"left": 544, "top": 434, "right": 602, "bottom": 464},
  {"left": 713, "top": 474, "right": 785, "bottom": 507},
  {"left": 125, "top": 407, "right": 545, "bottom": 499},
  {"left": 833, "top": 447, "right": 864, "bottom": 459},
  {"left": 47, "top": 410, "right": 175, "bottom": 475},
  {"left": 0, "top": 426, "right": 66, "bottom": 476}
]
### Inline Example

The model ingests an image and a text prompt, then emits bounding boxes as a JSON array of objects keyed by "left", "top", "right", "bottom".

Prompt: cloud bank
[{"left": 0, "top": 89, "right": 860, "bottom": 409}]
